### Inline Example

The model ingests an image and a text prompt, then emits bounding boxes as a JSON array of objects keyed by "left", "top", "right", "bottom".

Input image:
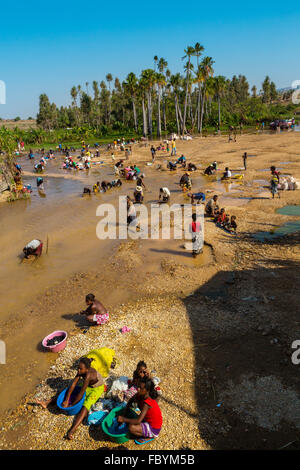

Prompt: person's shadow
[{"left": 62, "top": 312, "right": 90, "bottom": 329}]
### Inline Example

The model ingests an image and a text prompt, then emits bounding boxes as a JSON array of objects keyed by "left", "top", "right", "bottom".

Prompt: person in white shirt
[
  {"left": 222, "top": 167, "right": 232, "bottom": 179},
  {"left": 23, "top": 239, "right": 43, "bottom": 258},
  {"left": 159, "top": 187, "right": 170, "bottom": 203}
]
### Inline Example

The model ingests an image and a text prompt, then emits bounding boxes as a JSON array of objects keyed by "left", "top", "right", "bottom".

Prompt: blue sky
[{"left": 1, "top": 0, "right": 300, "bottom": 118}]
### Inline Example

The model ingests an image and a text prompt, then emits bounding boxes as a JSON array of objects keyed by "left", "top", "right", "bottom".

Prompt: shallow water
[
  {"left": 253, "top": 221, "right": 300, "bottom": 241},
  {"left": 0, "top": 155, "right": 218, "bottom": 415},
  {"left": 276, "top": 205, "right": 300, "bottom": 216}
]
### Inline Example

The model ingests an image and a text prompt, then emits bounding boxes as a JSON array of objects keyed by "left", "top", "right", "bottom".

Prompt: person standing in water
[{"left": 243, "top": 152, "right": 247, "bottom": 170}]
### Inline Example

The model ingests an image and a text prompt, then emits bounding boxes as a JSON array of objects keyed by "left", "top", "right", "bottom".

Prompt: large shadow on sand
[{"left": 182, "top": 233, "right": 300, "bottom": 449}]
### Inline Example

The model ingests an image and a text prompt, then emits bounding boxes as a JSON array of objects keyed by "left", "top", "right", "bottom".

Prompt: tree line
[{"left": 33, "top": 43, "right": 298, "bottom": 136}]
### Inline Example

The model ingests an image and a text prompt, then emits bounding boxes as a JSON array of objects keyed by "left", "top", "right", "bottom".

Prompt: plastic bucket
[
  {"left": 56, "top": 386, "right": 86, "bottom": 416},
  {"left": 42, "top": 330, "right": 68, "bottom": 352},
  {"left": 102, "top": 405, "right": 138, "bottom": 444}
]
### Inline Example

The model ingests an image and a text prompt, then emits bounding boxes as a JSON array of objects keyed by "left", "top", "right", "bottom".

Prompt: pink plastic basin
[{"left": 42, "top": 330, "right": 68, "bottom": 352}]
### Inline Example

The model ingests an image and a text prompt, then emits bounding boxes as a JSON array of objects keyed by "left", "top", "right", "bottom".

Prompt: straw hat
[{"left": 136, "top": 186, "right": 143, "bottom": 192}]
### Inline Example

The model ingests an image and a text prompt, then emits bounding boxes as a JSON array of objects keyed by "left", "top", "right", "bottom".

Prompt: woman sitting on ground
[
  {"left": 118, "top": 377, "right": 163, "bottom": 445},
  {"left": 36, "top": 352, "right": 116, "bottom": 440},
  {"left": 80, "top": 293, "right": 109, "bottom": 326}
]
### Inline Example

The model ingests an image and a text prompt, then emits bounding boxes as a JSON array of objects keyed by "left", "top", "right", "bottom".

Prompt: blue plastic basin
[{"left": 56, "top": 386, "right": 86, "bottom": 415}]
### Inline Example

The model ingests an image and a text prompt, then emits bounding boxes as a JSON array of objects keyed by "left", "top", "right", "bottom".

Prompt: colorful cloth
[
  {"left": 141, "top": 421, "right": 161, "bottom": 439},
  {"left": 84, "top": 348, "right": 115, "bottom": 378},
  {"left": 93, "top": 312, "right": 109, "bottom": 325},
  {"left": 137, "top": 397, "right": 163, "bottom": 429},
  {"left": 83, "top": 385, "right": 105, "bottom": 411}
]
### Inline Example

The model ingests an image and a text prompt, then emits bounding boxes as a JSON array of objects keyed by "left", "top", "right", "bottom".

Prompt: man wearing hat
[{"left": 134, "top": 186, "right": 144, "bottom": 203}]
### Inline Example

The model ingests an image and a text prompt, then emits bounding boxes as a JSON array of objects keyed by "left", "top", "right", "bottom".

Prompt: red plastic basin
[{"left": 42, "top": 330, "right": 68, "bottom": 352}]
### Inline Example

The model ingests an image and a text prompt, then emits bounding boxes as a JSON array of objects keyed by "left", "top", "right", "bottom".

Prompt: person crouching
[{"left": 23, "top": 239, "right": 43, "bottom": 259}]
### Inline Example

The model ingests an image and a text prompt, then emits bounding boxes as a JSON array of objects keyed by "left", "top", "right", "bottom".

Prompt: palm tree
[
  {"left": 106, "top": 74, "right": 113, "bottom": 124},
  {"left": 169, "top": 73, "right": 183, "bottom": 135},
  {"left": 153, "top": 55, "right": 158, "bottom": 72},
  {"left": 158, "top": 57, "right": 168, "bottom": 133},
  {"left": 140, "top": 69, "right": 156, "bottom": 139},
  {"left": 182, "top": 46, "right": 195, "bottom": 135},
  {"left": 138, "top": 77, "right": 148, "bottom": 137},
  {"left": 155, "top": 72, "right": 166, "bottom": 137},
  {"left": 213, "top": 76, "right": 227, "bottom": 131},
  {"left": 199, "top": 57, "right": 215, "bottom": 133},
  {"left": 123, "top": 72, "right": 139, "bottom": 132},
  {"left": 193, "top": 43, "right": 204, "bottom": 131}
]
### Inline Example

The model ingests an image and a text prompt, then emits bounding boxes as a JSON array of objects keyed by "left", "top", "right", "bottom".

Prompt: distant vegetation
[{"left": 0, "top": 43, "right": 299, "bottom": 153}]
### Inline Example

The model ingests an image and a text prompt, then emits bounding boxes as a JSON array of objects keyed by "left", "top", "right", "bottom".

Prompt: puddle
[
  {"left": 279, "top": 162, "right": 293, "bottom": 165},
  {"left": 276, "top": 205, "right": 300, "bottom": 216},
  {"left": 258, "top": 168, "right": 284, "bottom": 172},
  {"left": 253, "top": 221, "right": 300, "bottom": 241},
  {"left": 253, "top": 179, "right": 269, "bottom": 185}
]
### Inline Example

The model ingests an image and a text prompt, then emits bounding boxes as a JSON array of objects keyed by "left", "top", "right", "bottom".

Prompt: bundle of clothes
[{"left": 276, "top": 175, "right": 300, "bottom": 191}]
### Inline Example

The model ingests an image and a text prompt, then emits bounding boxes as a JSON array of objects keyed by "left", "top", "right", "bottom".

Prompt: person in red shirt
[
  {"left": 118, "top": 377, "right": 162, "bottom": 445},
  {"left": 189, "top": 212, "right": 203, "bottom": 257},
  {"left": 214, "top": 208, "right": 227, "bottom": 225}
]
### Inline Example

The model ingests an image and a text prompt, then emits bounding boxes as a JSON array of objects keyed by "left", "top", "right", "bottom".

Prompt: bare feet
[{"left": 35, "top": 399, "right": 50, "bottom": 409}]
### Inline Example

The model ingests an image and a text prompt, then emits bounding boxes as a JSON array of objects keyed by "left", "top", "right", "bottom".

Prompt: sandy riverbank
[{"left": 0, "top": 131, "right": 300, "bottom": 450}]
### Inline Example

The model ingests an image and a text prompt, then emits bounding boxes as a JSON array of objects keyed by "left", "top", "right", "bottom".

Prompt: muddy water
[{"left": 0, "top": 158, "right": 221, "bottom": 416}]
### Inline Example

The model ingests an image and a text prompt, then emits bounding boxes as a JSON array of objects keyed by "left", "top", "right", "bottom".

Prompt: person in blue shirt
[
  {"left": 188, "top": 192, "right": 206, "bottom": 204},
  {"left": 176, "top": 155, "right": 186, "bottom": 167}
]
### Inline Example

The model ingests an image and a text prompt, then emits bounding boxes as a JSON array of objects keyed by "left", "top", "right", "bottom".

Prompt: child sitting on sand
[
  {"left": 224, "top": 215, "right": 237, "bottom": 233},
  {"left": 123, "top": 361, "right": 151, "bottom": 402},
  {"left": 118, "top": 377, "right": 163, "bottom": 445},
  {"left": 214, "top": 208, "right": 227, "bottom": 225}
]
